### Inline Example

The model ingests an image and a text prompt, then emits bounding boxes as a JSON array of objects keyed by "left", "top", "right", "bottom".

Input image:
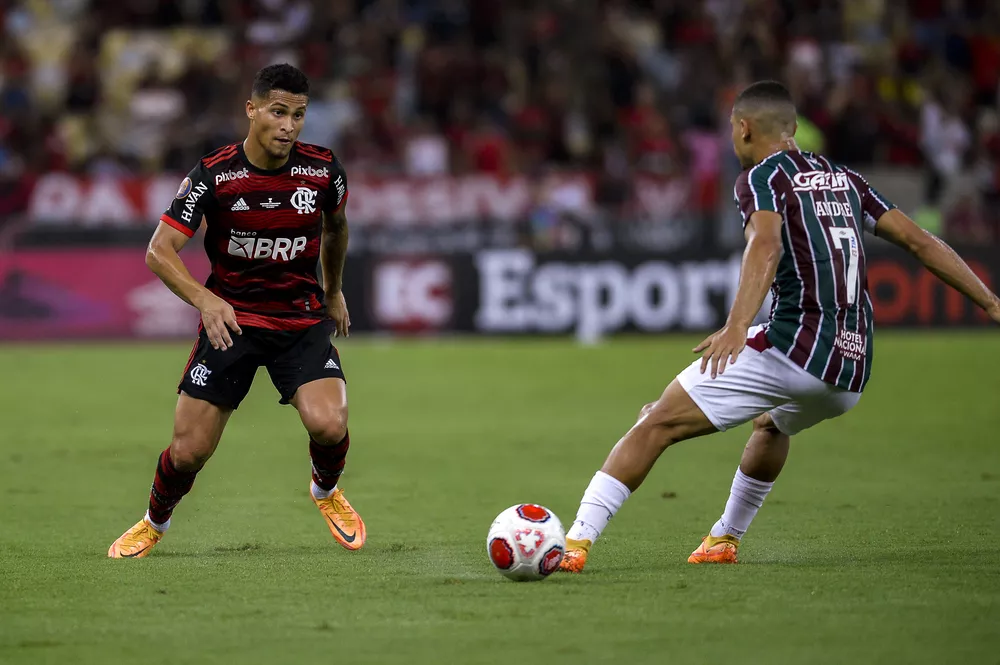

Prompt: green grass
[{"left": 1, "top": 333, "right": 999, "bottom": 664}]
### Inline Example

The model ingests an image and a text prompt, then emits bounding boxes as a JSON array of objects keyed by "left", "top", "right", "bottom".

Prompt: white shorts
[{"left": 676, "top": 326, "right": 862, "bottom": 436}]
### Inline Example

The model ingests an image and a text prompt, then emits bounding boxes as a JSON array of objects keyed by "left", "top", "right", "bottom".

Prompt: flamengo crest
[
  {"left": 190, "top": 363, "right": 211, "bottom": 387},
  {"left": 291, "top": 187, "right": 317, "bottom": 214}
]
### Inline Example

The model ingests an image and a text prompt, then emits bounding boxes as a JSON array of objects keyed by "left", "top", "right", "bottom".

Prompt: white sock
[
  {"left": 566, "top": 471, "right": 631, "bottom": 543},
  {"left": 709, "top": 468, "right": 773, "bottom": 539},
  {"left": 310, "top": 480, "right": 337, "bottom": 500},
  {"left": 144, "top": 511, "right": 170, "bottom": 532}
]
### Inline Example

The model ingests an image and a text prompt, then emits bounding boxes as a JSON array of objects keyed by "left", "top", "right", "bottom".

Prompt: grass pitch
[{"left": 1, "top": 334, "right": 999, "bottom": 664}]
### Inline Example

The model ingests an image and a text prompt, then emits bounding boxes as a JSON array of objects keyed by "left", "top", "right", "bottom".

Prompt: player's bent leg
[
  {"left": 109, "top": 394, "right": 231, "bottom": 558},
  {"left": 293, "top": 378, "right": 349, "bottom": 446},
  {"left": 290, "top": 378, "right": 366, "bottom": 551},
  {"left": 739, "top": 413, "right": 790, "bottom": 483},
  {"left": 603, "top": 379, "right": 719, "bottom": 490},
  {"left": 689, "top": 413, "right": 787, "bottom": 565},
  {"left": 559, "top": 380, "right": 718, "bottom": 573},
  {"left": 689, "top": 381, "right": 863, "bottom": 564},
  {"left": 561, "top": 340, "right": 800, "bottom": 573},
  {"left": 168, "top": 392, "right": 233, "bottom": 472}
]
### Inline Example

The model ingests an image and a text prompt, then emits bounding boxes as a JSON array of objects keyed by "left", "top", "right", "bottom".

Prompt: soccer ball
[{"left": 486, "top": 504, "right": 565, "bottom": 581}]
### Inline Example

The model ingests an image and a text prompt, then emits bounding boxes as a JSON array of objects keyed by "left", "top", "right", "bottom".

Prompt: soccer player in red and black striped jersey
[
  {"left": 109, "top": 64, "right": 366, "bottom": 557},
  {"left": 559, "top": 81, "right": 1000, "bottom": 572}
]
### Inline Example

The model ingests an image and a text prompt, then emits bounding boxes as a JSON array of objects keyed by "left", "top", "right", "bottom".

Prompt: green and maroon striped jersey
[{"left": 734, "top": 150, "right": 896, "bottom": 392}]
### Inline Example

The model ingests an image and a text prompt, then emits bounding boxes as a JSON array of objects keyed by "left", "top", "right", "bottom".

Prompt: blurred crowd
[{"left": 2, "top": 0, "right": 1000, "bottom": 239}]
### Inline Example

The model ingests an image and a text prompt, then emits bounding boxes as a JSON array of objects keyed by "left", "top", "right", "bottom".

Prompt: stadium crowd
[{"left": 1, "top": 0, "right": 999, "bottom": 240}]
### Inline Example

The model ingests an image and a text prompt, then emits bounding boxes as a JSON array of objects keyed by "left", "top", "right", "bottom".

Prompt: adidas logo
[
  {"left": 324, "top": 359, "right": 339, "bottom": 370},
  {"left": 231, "top": 198, "right": 250, "bottom": 212}
]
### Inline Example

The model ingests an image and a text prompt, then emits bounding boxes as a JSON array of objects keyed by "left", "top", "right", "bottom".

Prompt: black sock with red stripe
[
  {"left": 147, "top": 448, "right": 198, "bottom": 526},
  {"left": 309, "top": 431, "right": 350, "bottom": 491}
]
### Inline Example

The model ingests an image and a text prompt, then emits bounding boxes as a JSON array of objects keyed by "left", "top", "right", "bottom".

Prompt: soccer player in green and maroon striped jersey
[{"left": 558, "top": 81, "right": 1000, "bottom": 573}]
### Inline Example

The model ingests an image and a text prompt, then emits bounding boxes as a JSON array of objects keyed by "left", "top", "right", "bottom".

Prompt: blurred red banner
[
  {"left": 0, "top": 249, "right": 209, "bottom": 340},
  {"left": 24, "top": 172, "right": 693, "bottom": 227}
]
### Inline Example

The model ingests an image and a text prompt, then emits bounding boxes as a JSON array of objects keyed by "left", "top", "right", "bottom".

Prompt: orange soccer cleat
[
  {"left": 311, "top": 487, "right": 366, "bottom": 551},
  {"left": 687, "top": 534, "right": 740, "bottom": 564},
  {"left": 558, "top": 538, "right": 592, "bottom": 573},
  {"left": 108, "top": 517, "right": 165, "bottom": 559}
]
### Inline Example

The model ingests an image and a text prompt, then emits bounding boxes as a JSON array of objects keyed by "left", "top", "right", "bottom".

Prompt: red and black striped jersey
[
  {"left": 734, "top": 150, "right": 896, "bottom": 392},
  {"left": 161, "top": 141, "right": 349, "bottom": 331}
]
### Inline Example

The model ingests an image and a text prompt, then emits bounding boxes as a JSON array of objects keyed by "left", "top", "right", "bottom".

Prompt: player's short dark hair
[
  {"left": 251, "top": 64, "right": 310, "bottom": 100},
  {"left": 733, "top": 80, "right": 796, "bottom": 136}
]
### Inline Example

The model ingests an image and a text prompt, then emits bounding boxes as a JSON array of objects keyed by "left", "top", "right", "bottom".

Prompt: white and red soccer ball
[{"left": 486, "top": 504, "right": 565, "bottom": 581}]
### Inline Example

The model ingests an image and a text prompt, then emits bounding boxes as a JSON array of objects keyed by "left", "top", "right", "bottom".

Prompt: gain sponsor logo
[
  {"left": 215, "top": 168, "right": 249, "bottom": 186},
  {"left": 792, "top": 171, "right": 850, "bottom": 192},
  {"left": 290, "top": 165, "right": 329, "bottom": 179},
  {"left": 227, "top": 230, "right": 307, "bottom": 261}
]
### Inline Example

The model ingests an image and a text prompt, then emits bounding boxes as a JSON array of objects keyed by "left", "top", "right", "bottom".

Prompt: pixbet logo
[
  {"left": 291, "top": 165, "right": 329, "bottom": 179},
  {"left": 372, "top": 260, "right": 453, "bottom": 331},
  {"left": 215, "top": 168, "right": 249, "bottom": 186},
  {"left": 227, "top": 230, "right": 307, "bottom": 261}
]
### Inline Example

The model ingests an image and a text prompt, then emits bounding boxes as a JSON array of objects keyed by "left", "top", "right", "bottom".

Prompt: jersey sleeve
[
  {"left": 324, "top": 156, "right": 349, "bottom": 214},
  {"left": 846, "top": 168, "right": 896, "bottom": 234},
  {"left": 734, "top": 162, "right": 786, "bottom": 228},
  {"left": 160, "top": 163, "right": 216, "bottom": 237}
]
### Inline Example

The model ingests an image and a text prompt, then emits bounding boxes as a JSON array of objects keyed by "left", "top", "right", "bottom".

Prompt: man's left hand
[
  {"left": 693, "top": 324, "right": 748, "bottom": 379},
  {"left": 326, "top": 290, "right": 351, "bottom": 338}
]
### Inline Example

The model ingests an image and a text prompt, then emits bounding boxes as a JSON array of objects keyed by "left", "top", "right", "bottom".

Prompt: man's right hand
[{"left": 197, "top": 292, "right": 242, "bottom": 350}]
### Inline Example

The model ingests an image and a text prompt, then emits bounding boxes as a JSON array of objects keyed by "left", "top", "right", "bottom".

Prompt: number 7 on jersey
[{"left": 828, "top": 226, "right": 859, "bottom": 306}]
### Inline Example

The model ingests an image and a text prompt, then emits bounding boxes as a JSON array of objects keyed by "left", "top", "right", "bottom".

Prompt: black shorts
[{"left": 178, "top": 320, "right": 345, "bottom": 410}]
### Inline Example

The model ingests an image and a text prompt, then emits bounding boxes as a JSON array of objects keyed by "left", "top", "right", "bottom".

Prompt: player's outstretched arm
[
  {"left": 875, "top": 209, "right": 1000, "bottom": 323},
  {"left": 321, "top": 206, "right": 350, "bottom": 337},
  {"left": 694, "top": 210, "right": 784, "bottom": 378},
  {"left": 146, "top": 221, "right": 242, "bottom": 350}
]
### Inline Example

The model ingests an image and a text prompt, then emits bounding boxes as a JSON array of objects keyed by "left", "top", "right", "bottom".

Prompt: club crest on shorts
[
  {"left": 189, "top": 363, "right": 211, "bottom": 387},
  {"left": 175, "top": 177, "right": 193, "bottom": 199}
]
